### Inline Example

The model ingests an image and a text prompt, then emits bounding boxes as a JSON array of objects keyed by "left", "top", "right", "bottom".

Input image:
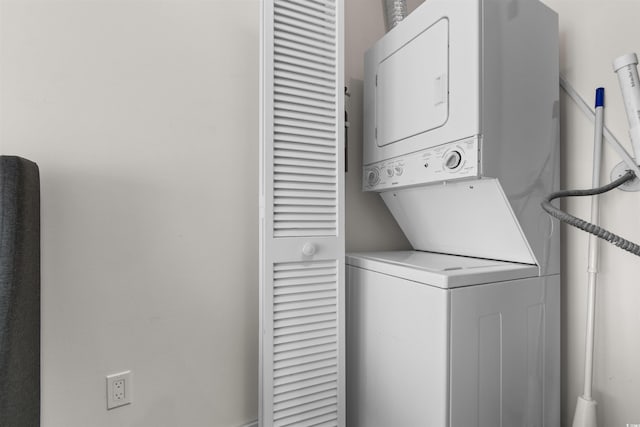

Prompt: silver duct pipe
[{"left": 382, "top": 0, "right": 407, "bottom": 32}]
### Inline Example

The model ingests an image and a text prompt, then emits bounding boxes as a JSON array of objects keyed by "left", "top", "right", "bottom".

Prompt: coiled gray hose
[{"left": 541, "top": 170, "right": 640, "bottom": 256}]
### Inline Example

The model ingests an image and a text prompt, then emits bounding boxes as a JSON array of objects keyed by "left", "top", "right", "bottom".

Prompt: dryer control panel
[{"left": 363, "top": 137, "right": 479, "bottom": 192}]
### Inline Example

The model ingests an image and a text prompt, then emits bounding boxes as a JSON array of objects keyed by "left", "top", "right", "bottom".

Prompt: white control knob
[
  {"left": 394, "top": 166, "right": 404, "bottom": 176},
  {"left": 366, "top": 168, "right": 380, "bottom": 185},
  {"left": 444, "top": 151, "right": 462, "bottom": 170},
  {"left": 302, "top": 243, "right": 317, "bottom": 256}
]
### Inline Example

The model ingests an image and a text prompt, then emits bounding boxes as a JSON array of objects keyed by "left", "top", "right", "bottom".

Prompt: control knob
[
  {"left": 444, "top": 150, "right": 462, "bottom": 170},
  {"left": 366, "top": 168, "right": 380, "bottom": 185}
]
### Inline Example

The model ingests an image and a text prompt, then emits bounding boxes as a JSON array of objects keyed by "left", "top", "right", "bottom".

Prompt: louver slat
[
  {"left": 274, "top": 205, "right": 335, "bottom": 213},
  {"left": 274, "top": 164, "right": 335, "bottom": 175},
  {"left": 275, "top": 94, "right": 335, "bottom": 112},
  {"left": 273, "top": 325, "right": 336, "bottom": 343},
  {"left": 274, "top": 133, "right": 335, "bottom": 147},
  {"left": 274, "top": 409, "right": 338, "bottom": 427},
  {"left": 275, "top": 375, "right": 337, "bottom": 397},
  {"left": 274, "top": 229, "right": 333, "bottom": 237},
  {"left": 275, "top": 0, "right": 335, "bottom": 22},
  {"left": 273, "top": 306, "right": 336, "bottom": 322},
  {"left": 275, "top": 117, "right": 336, "bottom": 133},
  {"left": 275, "top": 38, "right": 335, "bottom": 61},
  {"left": 274, "top": 73, "right": 335, "bottom": 93},
  {"left": 273, "top": 380, "right": 337, "bottom": 404},
  {"left": 271, "top": 260, "right": 339, "bottom": 425},
  {"left": 274, "top": 320, "right": 336, "bottom": 337},
  {"left": 276, "top": 46, "right": 335, "bottom": 69},
  {"left": 274, "top": 195, "right": 335, "bottom": 204},
  {"left": 273, "top": 259, "right": 335, "bottom": 270},
  {"left": 273, "top": 276, "right": 336, "bottom": 285},
  {"left": 274, "top": 79, "right": 335, "bottom": 98},
  {"left": 274, "top": 59, "right": 335, "bottom": 83},
  {"left": 275, "top": 7, "right": 335, "bottom": 34},
  {"left": 274, "top": 141, "right": 335, "bottom": 154},
  {"left": 274, "top": 283, "right": 336, "bottom": 296},
  {"left": 273, "top": 363, "right": 337, "bottom": 386},
  {"left": 274, "top": 359, "right": 337, "bottom": 382},
  {"left": 274, "top": 313, "right": 337, "bottom": 330},
  {"left": 274, "top": 175, "right": 335, "bottom": 185},
  {"left": 274, "top": 396, "right": 338, "bottom": 421},
  {"left": 274, "top": 267, "right": 336, "bottom": 278},
  {"left": 275, "top": 128, "right": 334, "bottom": 144},
  {"left": 275, "top": 101, "right": 335, "bottom": 119},
  {"left": 274, "top": 183, "right": 333, "bottom": 192},
  {"left": 275, "top": 152, "right": 335, "bottom": 165},
  {"left": 273, "top": 85, "right": 335, "bottom": 104},
  {"left": 276, "top": 112, "right": 335, "bottom": 128},
  {"left": 273, "top": 386, "right": 336, "bottom": 410},
  {"left": 273, "top": 17, "right": 334, "bottom": 47},
  {"left": 274, "top": 215, "right": 337, "bottom": 225},
  {"left": 285, "top": 0, "right": 336, "bottom": 15},
  {"left": 274, "top": 351, "right": 338, "bottom": 373},
  {"left": 275, "top": 160, "right": 335, "bottom": 172},
  {"left": 275, "top": 34, "right": 335, "bottom": 58}
]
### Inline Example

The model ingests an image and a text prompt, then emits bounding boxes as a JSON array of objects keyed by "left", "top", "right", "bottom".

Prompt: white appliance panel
[
  {"left": 380, "top": 178, "right": 538, "bottom": 266},
  {"left": 346, "top": 254, "right": 561, "bottom": 427},
  {"left": 376, "top": 18, "right": 449, "bottom": 147},
  {"left": 346, "top": 265, "right": 449, "bottom": 427},
  {"left": 363, "top": 137, "right": 479, "bottom": 191},
  {"left": 346, "top": 251, "right": 538, "bottom": 288},
  {"left": 449, "top": 275, "right": 561, "bottom": 427}
]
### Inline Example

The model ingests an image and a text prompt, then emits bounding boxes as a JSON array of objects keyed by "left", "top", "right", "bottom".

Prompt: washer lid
[
  {"left": 346, "top": 251, "right": 538, "bottom": 289},
  {"left": 380, "top": 178, "right": 538, "bottom": 266}
]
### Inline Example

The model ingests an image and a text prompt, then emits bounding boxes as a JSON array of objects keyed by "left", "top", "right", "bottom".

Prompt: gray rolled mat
[{"left": 0, "top": 156, "right": 40, "bottom": 427}]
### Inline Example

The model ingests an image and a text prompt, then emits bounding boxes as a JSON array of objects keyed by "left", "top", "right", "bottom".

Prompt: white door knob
[{"left": 302, "top": 243, "right": 317, "bottom": 256}]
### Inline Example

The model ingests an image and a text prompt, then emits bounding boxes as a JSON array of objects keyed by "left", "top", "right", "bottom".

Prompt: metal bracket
[{"left": 610, "top": 161, "right": 640, "bottom": 192}]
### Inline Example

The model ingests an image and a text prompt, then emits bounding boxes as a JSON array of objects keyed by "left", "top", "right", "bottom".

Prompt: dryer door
[{"left": 376, "top": 18, "right": 449, "bottom": 147}]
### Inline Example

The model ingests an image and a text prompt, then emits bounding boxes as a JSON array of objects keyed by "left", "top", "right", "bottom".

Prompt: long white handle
[
  {"left": 573, "top": 88, "right": 604, "bottom": 427},
  {"left": 582, "top": 90, "right": 604, "bottom": 400}
]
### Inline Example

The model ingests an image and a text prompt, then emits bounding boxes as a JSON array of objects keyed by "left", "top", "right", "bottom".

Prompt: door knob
[{"left": 302, "top": 243, "right": 317, "bottom": 256}]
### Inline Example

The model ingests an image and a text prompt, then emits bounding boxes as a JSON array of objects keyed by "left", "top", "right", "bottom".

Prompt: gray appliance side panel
[
  {"left": 480, "top": 0, "right": 560, "bottom": 276},
  {"left": 346, "top": 265, "right": 449, "bottom": 427},
  {"left": 449, "top": 274, "right": 560, "bottom": 427}
]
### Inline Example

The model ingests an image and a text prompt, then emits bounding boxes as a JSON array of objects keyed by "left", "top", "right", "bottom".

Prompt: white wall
[
  {"left": 540, "top": 1, "right": 640, "bottom": 425},
  {"left": 0, "top": 1, "right": 259, "bottom": 426}
]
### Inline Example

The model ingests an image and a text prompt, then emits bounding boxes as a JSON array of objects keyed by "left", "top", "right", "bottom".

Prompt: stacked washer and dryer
[{"left": 346, "top": 0, "right": 561, "bottom": 426}]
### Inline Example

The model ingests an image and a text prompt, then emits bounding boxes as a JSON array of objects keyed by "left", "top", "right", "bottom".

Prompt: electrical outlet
[
  {"left": 113, "top": 379, "right": 125, "bottom": 401},
  {"left": 106, "top": 371, "right": 132, "bottom": 410}
]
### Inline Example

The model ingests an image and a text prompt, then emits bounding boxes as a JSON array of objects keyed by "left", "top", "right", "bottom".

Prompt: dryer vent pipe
[{"left": 382, "top": 0, "right": 407, "bottom": 32}]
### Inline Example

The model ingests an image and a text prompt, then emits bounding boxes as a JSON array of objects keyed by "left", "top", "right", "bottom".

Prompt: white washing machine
[{"left": 346, "top": 251, "right": 560, "bottom": 427}]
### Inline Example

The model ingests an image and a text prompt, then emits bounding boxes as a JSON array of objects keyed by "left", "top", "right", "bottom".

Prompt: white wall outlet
[{"left": 106, "top": 370, "right": 132, "bottom": 410}]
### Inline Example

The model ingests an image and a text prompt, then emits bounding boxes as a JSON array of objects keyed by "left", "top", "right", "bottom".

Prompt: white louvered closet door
[{"left": 259, "top": 0, "right": 344, "bottom": 426}]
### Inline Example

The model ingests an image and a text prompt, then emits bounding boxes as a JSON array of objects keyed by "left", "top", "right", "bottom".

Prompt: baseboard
[{"left": 240, "top": 421, "right": 258, "bottom": 427}]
